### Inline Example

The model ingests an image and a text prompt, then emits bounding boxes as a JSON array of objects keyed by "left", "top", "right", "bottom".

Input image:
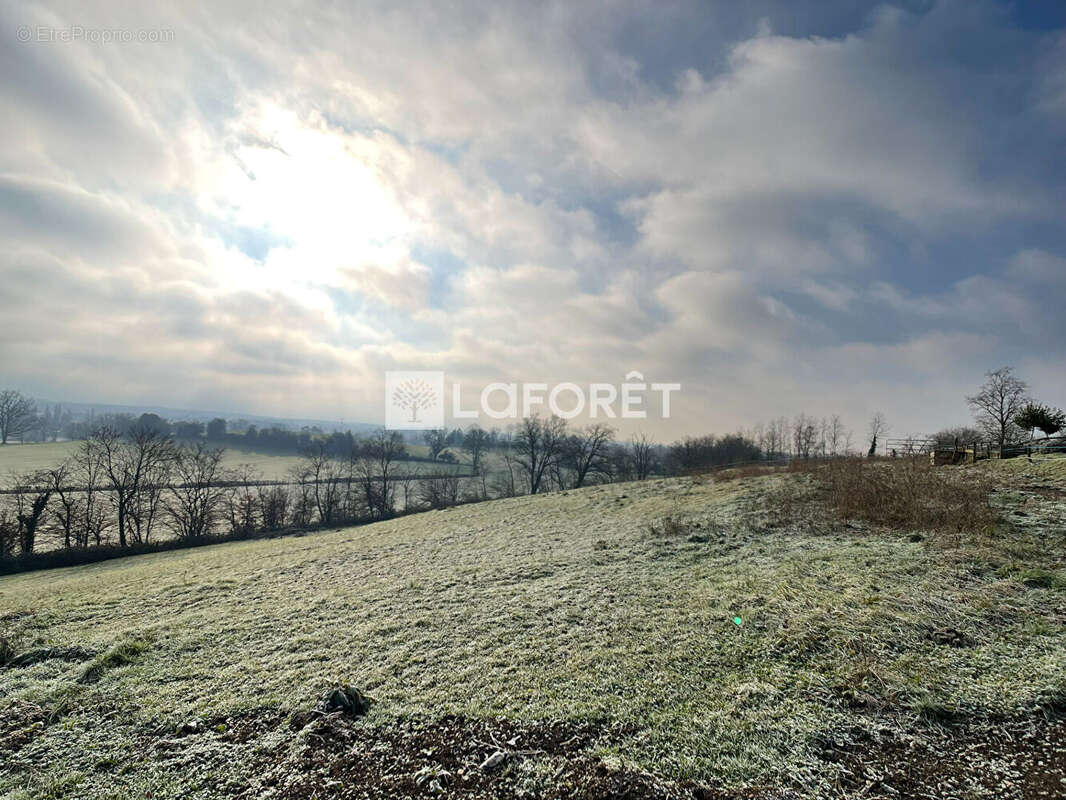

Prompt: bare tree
[
  {"left": 257, "top": 484, "right": 290, "bottom": 531},
  {"left": 758, "top": 420, "right": 772, "bottom": 459},
  {"left": 792, "top": 413, "right": 817, "bottom": 460},
  {"left": 607, "top": 444, "right": 633, "bottom": 482},
  {"left": 418, "top": 468, "right": 463, "bottom": 509},
  {"left": 933, "top": 425, "right": 983, "bottom": 450},
  {"left": 565, "top": 424, "right": 615, "bottom": 488},
  {"left": 300, "top": 444, "right": 345, "bottom": 526},
  {"left": 358, "top": 429, "right": 405, "bottom": 518},
  {"left": 816, "top": 418, "right": 829, "bottom": 458},
  {"left": 0, "top": 508, "right": 17, "bottom": 562},
  {"left": 492, "top": 444, "right": 520, "bottom": 498},
  {"left": 514, "top": 415, "right": 567, "bottom": 494},
  {"left": 164, "top": 444, "right": 228, "bottom": 542},
  {"left": 291, "top": 482, "right": 315, "bottom": 526},
  {"left": 73, "top": 438, "right": 109, "bottom": 547},
  {"left": 289, "top": 468, "right": 315, "bottom": 527},
  {"left": 396, "top": 465, "right": 423, "bottom": 512},
  {"left": 89, "top": 427, "right": 129, "bottom": 547},
  {"left": 826, "top": 415, "right": 847, "bottom": 457},
  {"left": 337, "top": 451, "right": 365, "bottom": 522},
  {"left": 629, "top": 433, "right": 655, "bottom": 480},
  {"left": 423, "top": 429, "right": 447, "bottom": 460},
  {"left": 462, "top": 426, "right": 489, "bottom": 474},
  {"left": 47, "top": 461, "right": 79, "bottom": 549},
  {"left": 92, "top": 426, "right": 175, "bottom": 547},
  {"left": 761, "top": 417, "right": 790, "bottom": 459},
  {"left": 224, "top": 464, "right": 261, "bottom": 538},
  {"left": 0, "top": 390, "right": 35, "bottom": 445},
  {"left": 124, "top": 427, "right": 174, "bottom": 544},
  {"left": 547, "top": 451, "right": 566, "bottom": 493},
  {"left": 10, "top": 471, "right": 51, "bottom": 555},
  {"left": 967, "top": 366, "right": 1030, "bottom": 450},
  {"left": 867, "top": 412, "right": 888, "bottom": 457}
]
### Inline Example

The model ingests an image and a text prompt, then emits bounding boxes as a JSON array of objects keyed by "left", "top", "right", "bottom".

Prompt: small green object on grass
[{"left": 733, "top": 617, "right": 742, "bottom": 626}]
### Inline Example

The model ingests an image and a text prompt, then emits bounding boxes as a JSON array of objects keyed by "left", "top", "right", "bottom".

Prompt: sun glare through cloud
[{"left": 209, "top": 105, "right": 415, "bottom": 293}]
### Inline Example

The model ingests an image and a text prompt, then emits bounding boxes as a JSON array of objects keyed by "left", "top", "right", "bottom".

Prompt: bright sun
[{"left": 210, "top": 104, "right": 415, "bottom": 292}]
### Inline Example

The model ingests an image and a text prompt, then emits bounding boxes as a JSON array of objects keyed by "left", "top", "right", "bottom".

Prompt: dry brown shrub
[{"left": 793, "top": 457, "right": 998, "bottom": 534}]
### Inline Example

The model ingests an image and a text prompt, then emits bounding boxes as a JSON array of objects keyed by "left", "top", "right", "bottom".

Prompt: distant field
[
  {"left": 1, "top": 461, "right": 1064, "bottom": 798},
  {"left": 0, "top": 440, "right": 453, "bottom": 482},
  {"left": 0, "top": 442, "right": 81, "bottom": 475}
]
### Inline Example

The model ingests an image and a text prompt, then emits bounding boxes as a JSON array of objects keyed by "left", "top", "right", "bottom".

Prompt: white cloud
[{"left": 1, "top": 0, "right": 1064, "bottom": 437}]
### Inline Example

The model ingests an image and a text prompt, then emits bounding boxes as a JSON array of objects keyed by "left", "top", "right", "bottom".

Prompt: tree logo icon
[
  {"left": 385, "top": 371, "right": 444, "bottom": 429},
  {"left": 393, "top": 378, "right": 437, "bottom": 423}
]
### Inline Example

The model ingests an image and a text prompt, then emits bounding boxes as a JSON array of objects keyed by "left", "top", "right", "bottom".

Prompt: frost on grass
[{"left": 0, "top": 463, "right": 1063, "bottom": 798}]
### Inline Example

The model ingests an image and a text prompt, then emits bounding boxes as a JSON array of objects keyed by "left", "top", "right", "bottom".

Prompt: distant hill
[{"left": 31, "top": 397, "right": 380, "bottom": 434}]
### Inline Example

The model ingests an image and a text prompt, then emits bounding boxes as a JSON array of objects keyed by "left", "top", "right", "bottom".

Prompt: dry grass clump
[
  {"left": 711, "top": 464, "right": 785, "bottom": 482},
  {"left": 797, "top": 457, "right": 998, "bottom": 534},
  {"left": 644, "top": 514, "right": 690, "bottom": 537},
  {"left": 77, "top": 638, "right": 151, "bottom": 684},
  {"left": 0, "top": 630, "right": 16, "bottom": 666}
]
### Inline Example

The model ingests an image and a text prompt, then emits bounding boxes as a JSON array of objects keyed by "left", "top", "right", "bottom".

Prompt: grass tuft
[{"left": 78, "top": 638, "right": 151, "bottom": 684}]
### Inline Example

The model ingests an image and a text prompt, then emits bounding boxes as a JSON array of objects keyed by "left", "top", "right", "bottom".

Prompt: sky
[{"left": 2, "top": 0, "right": 1065, "bottom": 439}]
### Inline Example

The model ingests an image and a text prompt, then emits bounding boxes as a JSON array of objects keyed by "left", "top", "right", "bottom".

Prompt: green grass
[{"left": 0, "top": 472, "right": 1064, "bottom": 797}]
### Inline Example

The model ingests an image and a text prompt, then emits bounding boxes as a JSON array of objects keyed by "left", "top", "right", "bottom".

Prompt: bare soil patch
[
  {"left": 246, "top": 714, "right": 728, "bottom": 800},
  {"left": 825, "top": 714, "right": 1066, "bottom": 800},
  {"left": 5, "top": 700, "right": 1063, "bottom": 799}
]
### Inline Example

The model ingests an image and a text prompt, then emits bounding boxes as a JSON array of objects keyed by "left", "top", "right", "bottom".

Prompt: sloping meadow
[{"left": 1, "top": 465, "right": 1064, "bottom": 798}]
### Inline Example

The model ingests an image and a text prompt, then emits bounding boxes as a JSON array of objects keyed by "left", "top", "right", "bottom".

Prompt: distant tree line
[
  {"left": 0, "top": 391, "right": 867, "bottom": 572},
  {"left": 0, "top": 414, "right": 660, "bottom": 571},
  {"left": 4, "top": 364, "right": 1059, "bottom": 571},
  {"left": 0, "top": 395, "right": 402, "bottom": 458},
  {"left": 0, "top": 413, "right": 669, "bottom": 570}
]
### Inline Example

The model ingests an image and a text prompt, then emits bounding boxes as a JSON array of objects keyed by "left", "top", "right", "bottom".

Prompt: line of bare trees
[
  {"left": 1, "top": 408, "right": 863, "bottom": 567},
  {"left": 489, "top": 418, "right": 665, "bottom": 497},
  {"left": 2, "top": 402, "right": 916, "bottom": 572},
  {"left": 750, "top": 413, "right": 857, "bottom": 461},
  {"left": 0, "top": 426, "right": 428, "bottom": 567},
  {"left": 0, "top": 416, "right": 674, "bottom": 569}
]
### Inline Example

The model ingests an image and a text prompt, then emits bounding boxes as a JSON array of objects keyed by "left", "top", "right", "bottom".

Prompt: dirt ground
[{"left": 3, "top": 696, "right": 1064, "bottom": 799}]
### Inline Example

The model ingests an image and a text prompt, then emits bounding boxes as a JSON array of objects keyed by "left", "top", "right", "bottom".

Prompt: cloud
[
  {"left": 1, "top": 0, "right": 1064, "bottom": 438},
  {"left": 1008, "top": 249, "right": 1066, "bottom": 286},
  {"left": 338, "top": 259, "right": 432, "bottom": 312},
  {"left": 0, "top": 174, "right": 177, "bottom": 263}
]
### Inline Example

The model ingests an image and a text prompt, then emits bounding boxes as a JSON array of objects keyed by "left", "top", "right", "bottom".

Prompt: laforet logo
[
  {"left": 392, "top": 378, "right": 436, "bottom": 423},
  {"left": 384, "top": 371, "right": 444, "bottom": 429},
  {"left": 384, "top": 370, "right": 680, "bottom": 429}
]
